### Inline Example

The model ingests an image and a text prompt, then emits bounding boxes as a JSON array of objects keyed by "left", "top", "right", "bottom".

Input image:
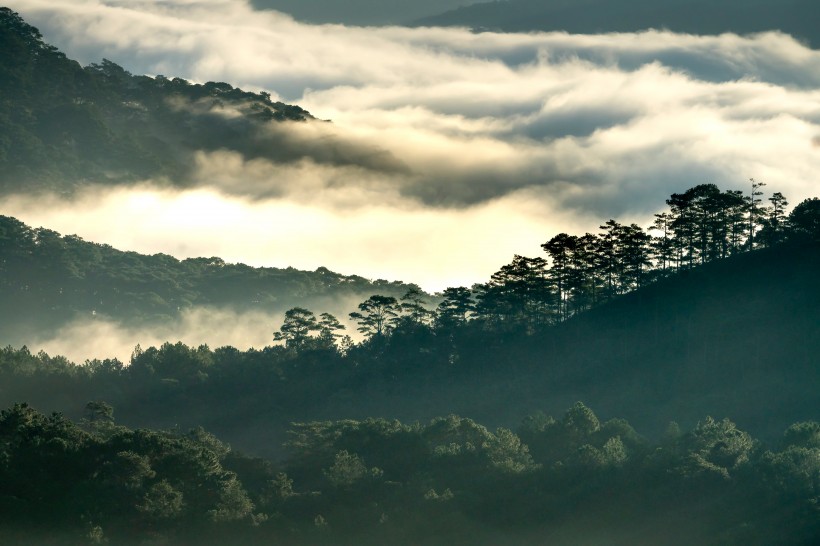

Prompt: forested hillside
[
  {"left": 2, "top": 188, "right": 817, "bottom": 456},
  {"left": 0, "top": 7, "right": 311, "bottom": 193},
  {"left": 0, "top": 214, "right": 418, "bottom": 341}
]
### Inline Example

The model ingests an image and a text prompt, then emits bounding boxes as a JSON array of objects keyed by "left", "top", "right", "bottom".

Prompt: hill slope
[
  {"left": 313, "top": 238, "right": 820, "bottom": 442},
  {"left": 250, "top": 0, "right": 473, "bottom": 26},
  {"left": 0, "top": 214, "right": 419, "bottom": 343},
  {"left": 0, "top": 7, "right": 312, "bottom": 194}
]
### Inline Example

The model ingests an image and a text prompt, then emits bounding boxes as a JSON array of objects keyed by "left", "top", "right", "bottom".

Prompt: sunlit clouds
[
  {"left": 1, "top": 184, "right": 582, "bottom": 293},
  {"left": 5, "top": 0, "right": 820, "bottom": 291}
]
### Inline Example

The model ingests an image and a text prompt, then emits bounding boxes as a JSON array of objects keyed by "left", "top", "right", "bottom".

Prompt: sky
[{"left": 4, "top": 0, "right": 820, "bottom": 293}]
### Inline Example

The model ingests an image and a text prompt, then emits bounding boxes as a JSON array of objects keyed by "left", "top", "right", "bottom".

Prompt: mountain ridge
[
  {"left": 416, "top": 0, "right": 820, "bottom": 49},
  {"left": 0, "top": 7, "right": 314, "bottom": 194},
  {"left": 0, "top": 214, "right": 422, "bottom": 345}
]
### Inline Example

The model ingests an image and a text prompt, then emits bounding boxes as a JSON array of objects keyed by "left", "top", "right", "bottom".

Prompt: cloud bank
[
  {"left": 26, "top": 307, "right": 279, "bottom": 364},
  {"left": 5, "top": 0, "right": 820, "bottom": 292}
]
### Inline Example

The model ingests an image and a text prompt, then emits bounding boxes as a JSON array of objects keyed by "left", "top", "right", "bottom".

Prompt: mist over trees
[
  {"left": 2, "top": 181, "right": 818, "bottom": 451},
  {"left": 0, "top": 213, "right": 418, "bottom": 343}
]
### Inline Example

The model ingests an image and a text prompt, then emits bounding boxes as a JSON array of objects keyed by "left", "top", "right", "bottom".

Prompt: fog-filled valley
[{"left": 1, "top": 3, "right": 819, "bottom": 545}]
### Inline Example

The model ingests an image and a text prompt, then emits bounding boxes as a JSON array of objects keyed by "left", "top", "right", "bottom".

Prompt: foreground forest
[{"left": 1, "top": 401, "right": 818, "bottom": 545}]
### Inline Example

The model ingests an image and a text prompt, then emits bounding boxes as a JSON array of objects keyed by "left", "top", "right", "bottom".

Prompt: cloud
[
  {"left": 5, "top": 0, "right": 820, "bottom": 290},
  {"left": 19, "top": 308, "right": 275, "bottom": 364},
  {"left": 15, "top": 307, "right": 280, "bottom": 364}
]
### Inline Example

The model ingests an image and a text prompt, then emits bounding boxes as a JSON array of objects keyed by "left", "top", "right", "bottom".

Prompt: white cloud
[{"left": 5, "top": 0, "right": 820, "bottom": 292}]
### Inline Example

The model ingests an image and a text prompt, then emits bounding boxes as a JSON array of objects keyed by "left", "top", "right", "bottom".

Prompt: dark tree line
[
  {"left": 274, "top": 185, "right": 820, "bottom": 349},
  {"left": 1, "top": 402, "right": 817, "bottom": 545},
  {"left": 466, "top": 182, "right": 806, "bottom": 331}
]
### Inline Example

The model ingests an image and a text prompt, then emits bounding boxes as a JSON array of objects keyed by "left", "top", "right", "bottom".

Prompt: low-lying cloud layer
[
  {"left": 25, "top": 307, "right": 279, "bottom": 364},
  {"left": 6, "top": 0, "right": 820, "bottom": 291}
]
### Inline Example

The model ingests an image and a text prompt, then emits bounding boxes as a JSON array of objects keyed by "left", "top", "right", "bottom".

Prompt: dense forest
[
  {"left": 0, "top": 401, "right": 817, "bottom": 545},
  {"left": 0, "top": 7, "right": 311, "bottom": 193},
  {"left": 0, "top": 214, "right": 419, "bottom": 341}
]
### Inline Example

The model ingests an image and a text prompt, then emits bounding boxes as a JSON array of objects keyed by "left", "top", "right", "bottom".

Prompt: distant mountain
[
  {"left": 416, "top": 0, "right": 820, "bottom": 49},
  {"left": 0, "top": 8, "right": 313, "bottom": 195},
  {"left": 0, "top": 214, "right": 420, "bottom": 341},
  {"left": 250, "top": 0, "right": 476, "bottom": 26}
]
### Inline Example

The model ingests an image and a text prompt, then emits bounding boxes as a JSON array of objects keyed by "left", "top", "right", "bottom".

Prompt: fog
[
  {"left": 26, "top": 307, "right": 279, "bottom": 364},
  {"left": 21, "top": 289, "right": 375, "bottom": 364}
]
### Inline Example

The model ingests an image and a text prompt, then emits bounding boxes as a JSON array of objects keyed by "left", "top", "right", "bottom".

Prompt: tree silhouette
[
  {"left": 435, "top": 287, "right": 475, "bottom": 330},
  {"left": 398, "top": 286, "right": 433, "bottom": 327},
  {"left": 349, "top": 295, "right": 400, "bottom": 338},
  {"left": 274, "top": 307, "right": 319, "bottom": 349},
  {"left": 316, "top": 312, "right": 346, "bottom": 349},
  {"left": 745, "top": 178, "right": 767, "bottom": 250},
  {"left": 542, "top": 233, "right": 577, "bottom": 321},
  {"left": 788, "top": 197, "right": 820, "bottom": 241},
  {"left": 474, "top": 255, "right": 551, "bottom": 331},
  {"left": 759, "top": 192, "right": 789, "bottom": 247}
]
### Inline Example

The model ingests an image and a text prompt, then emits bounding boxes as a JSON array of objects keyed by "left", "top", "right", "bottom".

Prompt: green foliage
[
  {"left": 323, "top": 450, "right": 381, "bottom": 487},
  {"left": 349, "top": 294, "right": 401, "bottom": 338},
  {"left": 0, "top": 403, "right": 255, "bottom": 544},
  {"left": 138, "top": 479, "right": 184, "bottom": 520},
  {"left": 675, "top": 416, "right": 756, "bottom": 479},
  {"left": 788, "top": 197, "right": 820, "bottom": 241},
  {"left": 1, "top": 403, "right": 819, "bottom": 545},
  {"left": 130, "top": 342, "right": 214, "bottom": 383},
  {"left": 782, "top": 421, "right": 820, "bottom": 449},
  {"left": 0, "top": 215, "right": 418, "bottom": 339},
  {"left": 563, "top": 401, "right": 601, "bottom": 437}
]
